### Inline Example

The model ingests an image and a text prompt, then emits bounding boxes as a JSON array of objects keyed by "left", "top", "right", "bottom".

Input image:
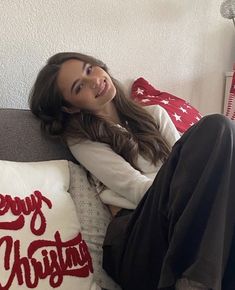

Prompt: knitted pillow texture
[{"left": 68, "top": 161, "right": 121, "bottom": 290}]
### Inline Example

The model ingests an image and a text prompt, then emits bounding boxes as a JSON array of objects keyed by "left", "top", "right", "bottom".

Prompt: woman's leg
[
  {"left": 118, "top": 114, "right": 235, "bottom": 290},
  {"left": 175, "top": 278, "right": 208, "bottom": 290}
]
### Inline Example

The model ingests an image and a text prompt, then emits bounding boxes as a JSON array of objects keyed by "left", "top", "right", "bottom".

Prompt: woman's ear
[{"left": 62, "top": 106, "right": 80, "bottom": 114}]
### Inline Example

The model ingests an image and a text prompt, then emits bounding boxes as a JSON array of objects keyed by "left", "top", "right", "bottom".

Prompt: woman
[{"left": 29, "top": 52, "right": 235, "bottom": 290}]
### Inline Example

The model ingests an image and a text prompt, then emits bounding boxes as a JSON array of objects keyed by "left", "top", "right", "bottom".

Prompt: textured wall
[{"left": 0, "top": 0, "right": 234, "bottom": 114}]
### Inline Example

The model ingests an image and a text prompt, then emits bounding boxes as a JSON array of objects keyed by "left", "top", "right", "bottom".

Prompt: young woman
[{"left": 29, "top": 52, "right": 235, "bottom": 290}]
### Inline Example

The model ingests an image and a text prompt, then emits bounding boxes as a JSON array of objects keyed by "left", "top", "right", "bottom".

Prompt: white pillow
[
  {"left": 68, "top": 162, "right": 121, "bottom": 290},
  {"left": 0, "top": 160, "right": 100, "bottom": 290}
]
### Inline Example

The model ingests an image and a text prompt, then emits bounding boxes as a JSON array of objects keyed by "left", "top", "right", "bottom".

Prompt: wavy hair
[{"left": 29, "top": 52, "right": 170, "bottom": 171}]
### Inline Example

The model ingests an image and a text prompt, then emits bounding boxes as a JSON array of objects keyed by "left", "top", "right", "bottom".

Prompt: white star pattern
[
  {"left": 132, "top": 81, "right": 203, "bottom": 132},
  {"left": 161, "top": 100, "right": 169, "bottom": 105},
  {"left": 136, "top": 88, "right": 144, "bottom": 95},
  {"left": 179, "top": 107, "right": 187, "bottom": 113},
  {"left": 172, "top": 113, "right": 182, "bottom": 122},
  {"left": 141, "top": 99, "right": 151, "bottom": 103}
]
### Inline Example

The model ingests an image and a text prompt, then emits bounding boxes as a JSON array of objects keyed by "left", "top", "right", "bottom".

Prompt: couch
[{"left": 0, "top": 108, "right": 75, "bottom": 162}]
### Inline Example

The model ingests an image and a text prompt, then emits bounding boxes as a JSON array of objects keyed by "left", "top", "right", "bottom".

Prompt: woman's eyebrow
[{"left": 70, "top": 62, "right": 87, "bottom": 93}]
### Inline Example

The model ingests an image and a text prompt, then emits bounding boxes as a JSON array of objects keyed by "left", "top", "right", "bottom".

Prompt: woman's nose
[{"left": 85, "top": 76, "right": 100, "bottom": 89}]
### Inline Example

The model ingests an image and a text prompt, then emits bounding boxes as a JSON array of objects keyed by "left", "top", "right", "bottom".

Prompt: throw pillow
[
  {"left": 0, "top": 160, "right": 99, "bottom": 290},
  {"left": 68, "top": 161, "right": 121, "bottom": 290},
  {"left": 131, "top": 77, "right": 202, "bottom": 134}
]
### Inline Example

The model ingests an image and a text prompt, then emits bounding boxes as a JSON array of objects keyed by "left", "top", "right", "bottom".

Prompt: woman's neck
[{"left": 96, "top": 101, "right": 121, "bottom": 125}]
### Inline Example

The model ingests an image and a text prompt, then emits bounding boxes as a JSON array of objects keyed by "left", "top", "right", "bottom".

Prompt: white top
[{"left": 69, "top": 105, "right": 180, "bottom": 209}]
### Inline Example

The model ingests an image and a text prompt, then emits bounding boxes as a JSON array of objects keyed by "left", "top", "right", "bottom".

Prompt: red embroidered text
[
  {"left": 0, "top": 190, "right": 52, "bottom": 235},
  {"left": 0, "top": 231, "right": 93, "bottom": 289}
]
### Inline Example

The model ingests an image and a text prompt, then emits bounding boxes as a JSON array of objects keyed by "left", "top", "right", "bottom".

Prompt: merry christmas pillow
[
  {"left": 0, "top": 160, "right": 99, "bottom": 290},
  {"left": 131, "top": 77, "right": 202, "bottom": 134}
]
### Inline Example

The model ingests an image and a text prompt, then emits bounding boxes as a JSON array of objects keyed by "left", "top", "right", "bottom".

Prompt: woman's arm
[
  {"left": 69, "top": 105, "right": 180, "bottom": 207},
  {"left": 145, "top": 105, "right": 180, "bottom": 147},
  {"left": 69, "top": 140, "right": 153, "bottom": 206}
]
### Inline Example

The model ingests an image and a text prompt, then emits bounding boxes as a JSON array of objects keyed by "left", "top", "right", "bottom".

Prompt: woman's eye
[
  {"left": 86, "top": 65, "right": 93, "bottom": 75},
  {"left": 75, "top": 84, "right": 82, "bottom": 94}
]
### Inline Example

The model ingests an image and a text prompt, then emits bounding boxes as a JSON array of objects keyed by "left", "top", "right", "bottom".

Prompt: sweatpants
[{"left": 103, "top": 114, "right": 235, "bottom": 290}]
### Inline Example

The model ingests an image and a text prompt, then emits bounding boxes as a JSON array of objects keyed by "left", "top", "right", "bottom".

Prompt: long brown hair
[{"left": 29, "top": 52, "right": 170, "bottom": 170}]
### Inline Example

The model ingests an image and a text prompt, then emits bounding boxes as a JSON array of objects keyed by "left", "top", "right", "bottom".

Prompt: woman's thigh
[{"left": 119, "top": 115, "right": 235, "bottom": 290}]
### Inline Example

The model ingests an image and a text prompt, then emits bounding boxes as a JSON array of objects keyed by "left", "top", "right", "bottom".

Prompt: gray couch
[{"left": 0, "top": 108, "right": 77, "bottom": 162}]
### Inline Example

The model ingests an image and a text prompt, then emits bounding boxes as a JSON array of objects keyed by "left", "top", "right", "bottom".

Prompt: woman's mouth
[{"left": 96, "top": 80, "right": 108, "bottom": 98}]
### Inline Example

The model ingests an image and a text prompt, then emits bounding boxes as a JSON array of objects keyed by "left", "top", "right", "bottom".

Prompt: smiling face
[{"left": 57, "top": 59, "right": 117, "bottom": 115}]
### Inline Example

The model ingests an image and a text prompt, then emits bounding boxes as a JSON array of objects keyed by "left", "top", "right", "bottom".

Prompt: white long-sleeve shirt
[{"left": 69, "top": 105, "right": 180, "bottom": 209}]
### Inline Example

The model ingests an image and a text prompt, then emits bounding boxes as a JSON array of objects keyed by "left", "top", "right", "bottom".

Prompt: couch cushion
[
  {"left": 69, "top": 161, "right": 121, "bottom": 290},
  {"left": 0, "top": 109, "right": 76, "bottom": 162},
  {"left": 131, "top": 78, "right": 202, "bottom": 134}
]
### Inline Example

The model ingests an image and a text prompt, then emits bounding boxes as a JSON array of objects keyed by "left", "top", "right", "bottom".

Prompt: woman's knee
[
  {"left": 199, "top": 114, "right": 234, "bottom": 137},
  {"left": 201, "top": 113, "right": 230, "bottom": 126},
  {"left": 179, "top": 113, "right": 235, "bottom": 147}
]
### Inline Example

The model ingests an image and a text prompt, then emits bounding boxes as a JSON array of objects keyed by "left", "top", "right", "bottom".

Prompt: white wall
[{"left": 0, "top": 0, "right": 234, "bottom": 114}]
